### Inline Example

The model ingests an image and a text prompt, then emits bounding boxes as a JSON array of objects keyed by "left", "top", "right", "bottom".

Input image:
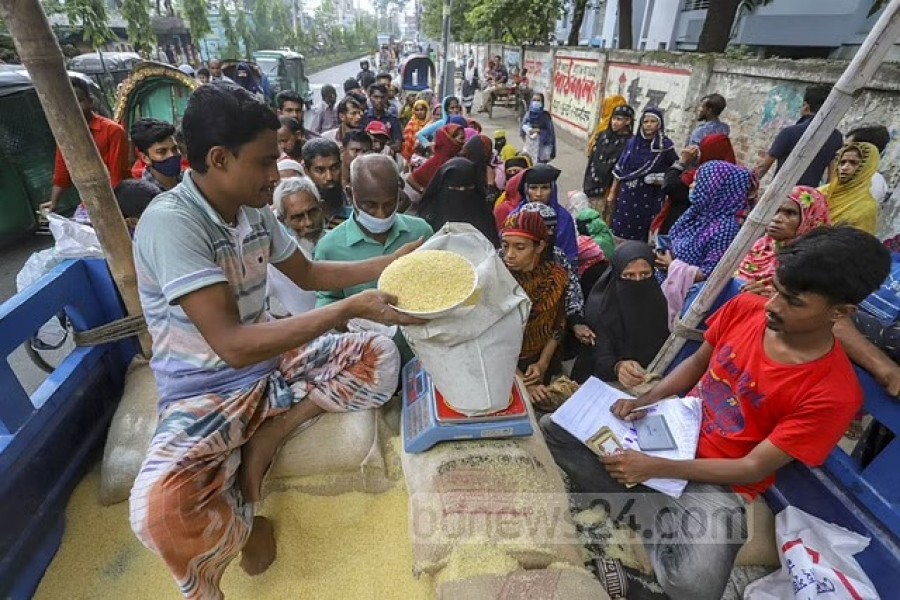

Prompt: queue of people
[{"left": 39, "top": 62, "right": 899, "bottom": 600}]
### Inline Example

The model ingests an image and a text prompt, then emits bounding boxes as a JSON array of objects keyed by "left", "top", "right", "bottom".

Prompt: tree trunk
[
  {"left": 0, "top": 0, "right": 151, "bottom": 356},
  {"left": 567, "top": 0, "right": 589, "bottom": 46},
  {"left": 618, "top": 0, "right": 633, "bottom": 49},
  {"left": 697, "top": 0, "right": 741, "bottom": 53}
]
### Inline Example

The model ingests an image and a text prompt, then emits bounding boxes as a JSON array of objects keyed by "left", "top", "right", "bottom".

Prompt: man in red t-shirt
[
  {"left": 541, "top": 227, "right": 890, "bottom": 599},
  {"left": 42, "top": 77, "right": 130, "bottom": 214}
]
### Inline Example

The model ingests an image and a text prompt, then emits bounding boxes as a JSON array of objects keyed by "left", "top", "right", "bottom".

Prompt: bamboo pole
[
  {"left": 0, "top": 0, "right": 151, "bottom": 356},
  {"left": 649, "top": 0, "right": 900, "bottom": 376}
]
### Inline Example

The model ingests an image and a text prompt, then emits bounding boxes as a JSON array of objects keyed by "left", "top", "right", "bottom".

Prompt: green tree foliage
[
  {"left": 421, "top": 0, "right": 476, "bottom": 42},
  {"left": 66, "top": 0, "right": 117, "bottom": 48},
  {"left": 249, "top": 0, "right": 296, "bottom": 50},
  {"left": 181, "top": 0, "right": 212, "bottom": 42},
  {"left": 422, "top": 0, "right": 562, "bottom": 44},
  {"left": 466, "top": 0, "right": 564, "bottom": 44},
  {"left": 235, "top": 6, "right": 255, "bottom": 56},
  {"left": 219, "top": 1, "right": 241, "bottom": 58},
  {"left": 121, "top": 0, "right": 157, "bottom": 56}
]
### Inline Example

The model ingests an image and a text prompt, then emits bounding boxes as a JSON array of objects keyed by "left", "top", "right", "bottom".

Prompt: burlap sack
[
  {"left": 438, "top": 569, "right": 611, "bottom": 600},
  {"left": 98, "top": 357, "right": 157, "bottom": 505},
  {"left": 401, "top": 411, "right": 584, "bottom": 575},
  {"left": 99, "top": 358, "right": 393, "bottom": 504},
  {"left": 735, "top": 500, "right": 779, "bottom": 567}
]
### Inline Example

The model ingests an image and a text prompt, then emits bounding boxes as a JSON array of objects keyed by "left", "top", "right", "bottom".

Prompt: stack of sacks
[
  {"left": 400, "top": 410, "right": 585, "bottom": 580},
  {"left": 99, "top": 358, "right": 397, "bottom": 504}
]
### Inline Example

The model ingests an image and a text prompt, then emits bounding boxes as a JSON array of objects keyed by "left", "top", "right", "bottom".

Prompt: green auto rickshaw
[
  {"left": 252, "top": 50, "right": 312, "bottom": 107},
  {"left": 0, "top": 66, "right": 110, "bottom": 244}
]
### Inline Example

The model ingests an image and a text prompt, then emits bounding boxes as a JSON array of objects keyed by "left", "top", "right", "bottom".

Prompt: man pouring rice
[{"left": 129, "top": 84, "right": 424, "bottom": 600}]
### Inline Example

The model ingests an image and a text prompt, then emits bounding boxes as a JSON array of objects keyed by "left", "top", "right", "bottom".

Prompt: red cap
[{"left": 365, "top": 121, "right": 391, "bottom": 138}]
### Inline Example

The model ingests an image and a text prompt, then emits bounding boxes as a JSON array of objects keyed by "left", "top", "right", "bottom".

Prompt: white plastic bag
[
  {"left": 401, "top": 223, "right": 531, "bottom": 416},
  {"left": 564, "top": 190, "right": 591, "bottom": 219},
  {"left": 49, "top": 213, "right": 103, "bottom": 258},
  {"left": 16, "top": 214, "right": 104, "bottom": 293},
  {"left": 744, "top": 506, "right": 879, "bottom": 600}
]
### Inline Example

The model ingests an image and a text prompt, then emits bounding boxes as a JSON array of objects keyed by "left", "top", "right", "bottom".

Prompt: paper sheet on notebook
[{"left": 550, "top": 377, "right": 702, "bottom": 498}]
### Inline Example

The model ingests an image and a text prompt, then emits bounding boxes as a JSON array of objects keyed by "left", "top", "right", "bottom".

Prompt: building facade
[{"left": 557, "top": 0, "right": 897, "bottom": 59}]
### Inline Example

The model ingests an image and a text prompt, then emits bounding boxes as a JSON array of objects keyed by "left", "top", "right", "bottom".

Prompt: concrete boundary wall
[
  {"left": 532, "top": 46, "right": 900, "bottom": 237},
  {"left": 445, "top": 43, "right": 898, "bottom": 235}
]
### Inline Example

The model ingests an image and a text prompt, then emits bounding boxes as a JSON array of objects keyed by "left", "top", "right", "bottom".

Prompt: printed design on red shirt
[{"left": 697, "top": 343, "right": 766, "bottom": 438}]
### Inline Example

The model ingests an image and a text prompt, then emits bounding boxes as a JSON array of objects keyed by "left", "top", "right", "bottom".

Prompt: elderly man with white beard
[{"left": 268, "top": 177, "right": 326, "bottom": 315}]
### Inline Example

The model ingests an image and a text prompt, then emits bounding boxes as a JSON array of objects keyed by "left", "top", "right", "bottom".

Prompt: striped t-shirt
[{"left": 134, "top": 173, "right": 298, "bottom": 408}]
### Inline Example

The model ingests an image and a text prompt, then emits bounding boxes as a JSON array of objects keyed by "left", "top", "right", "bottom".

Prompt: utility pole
[{"left": 439, "top": 0, "right": 453, "bottom": 98}]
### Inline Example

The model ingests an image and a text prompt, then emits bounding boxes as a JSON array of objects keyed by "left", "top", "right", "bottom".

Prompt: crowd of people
[{"left": 41, "top": 60, "right": 900, "bottom": 599}]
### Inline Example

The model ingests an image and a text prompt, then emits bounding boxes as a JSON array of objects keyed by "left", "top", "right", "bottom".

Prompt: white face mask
[{"left": 354, "top": 198, "right": 397, "bottom": 234}]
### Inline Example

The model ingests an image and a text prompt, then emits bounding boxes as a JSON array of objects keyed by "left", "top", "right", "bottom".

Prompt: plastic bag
[
  {"left": 16, "top": 214, "right": 104, "bottom": 293},
  {"left": 744, "top": 506, "right": 879, "bottom": 599},
  {"left": 400, "top": 223, "right": 531, "bottom": 416}
]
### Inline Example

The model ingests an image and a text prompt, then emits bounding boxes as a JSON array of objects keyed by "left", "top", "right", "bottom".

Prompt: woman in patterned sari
[{"left": 502, "top": 210, "right": 568, "bottom": 404}]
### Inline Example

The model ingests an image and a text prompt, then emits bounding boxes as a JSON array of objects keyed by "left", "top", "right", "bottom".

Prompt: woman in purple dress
[{"left": 607, "top": 108, "right": 677, "bottom": 241}]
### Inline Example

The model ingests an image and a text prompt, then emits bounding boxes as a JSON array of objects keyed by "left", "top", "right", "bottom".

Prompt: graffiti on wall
[
  {"left": 759, "top": 83, "right": 804, "bottom": 132},
  {"left": 550, "top": 53, "right": 603, "bottom": 134},
  {"left": 524, "top": 50, "right": 552, "bottom": 97},
  {"left": 604, "top": 63, "right": 692, "bottom": 140}
]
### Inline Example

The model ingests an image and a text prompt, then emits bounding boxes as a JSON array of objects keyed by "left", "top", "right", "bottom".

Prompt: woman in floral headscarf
[
  {"left": 736, "top": 186, "right": 831, "bottom": 295},
  {"left": 608, "top": 107, "right": 678, "bottom": 241}
]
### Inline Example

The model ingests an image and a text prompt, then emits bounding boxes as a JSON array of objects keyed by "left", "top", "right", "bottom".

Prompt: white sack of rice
[{"left": 99, "top": 360, "right": 393, "bottom": 503}]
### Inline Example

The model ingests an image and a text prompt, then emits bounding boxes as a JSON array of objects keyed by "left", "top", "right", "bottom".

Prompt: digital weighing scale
[{"left": 401, "top": 358, "right": 533, "bottom": 453}]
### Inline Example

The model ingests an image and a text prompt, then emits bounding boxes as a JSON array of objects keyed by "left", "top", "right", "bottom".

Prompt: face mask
[
  {"left": 152, "top": 154, "right": 182, "bottom": 178},
  {"left": 354, "top": 200, "right": 397, "bottom": 234},
  {"left": 531, "top": 101, "right": 543, "bottom": 111}
]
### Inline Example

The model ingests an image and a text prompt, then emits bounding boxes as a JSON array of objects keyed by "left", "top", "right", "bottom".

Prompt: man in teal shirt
[{"left": 315, "top": 153, "right": 433, "bottom": 306}]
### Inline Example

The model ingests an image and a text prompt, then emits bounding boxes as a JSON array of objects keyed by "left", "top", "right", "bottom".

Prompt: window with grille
[{"left": 682, "top": 0, "right": 710, "bottom": 10}]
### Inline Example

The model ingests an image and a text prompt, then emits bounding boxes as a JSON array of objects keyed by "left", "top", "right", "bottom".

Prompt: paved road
[{"left": 303, "top": 56, "right": 373, "bottom": 127}]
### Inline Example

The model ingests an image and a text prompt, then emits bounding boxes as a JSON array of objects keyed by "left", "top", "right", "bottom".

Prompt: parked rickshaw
[
  {"left": 113, "top": 61, "right": 198, "bottom": 132},
  {"left": 252, "top": 49, "right": 312, "bottom": 107},
  {"left": 67, "top": 51, "right": 141, "bottom": 107},
  {"left": 0, "top": 66, "right": 109, "bottom": 243},
  {"left": 400, "top": 54, "right": 435, "bottom": 96}
]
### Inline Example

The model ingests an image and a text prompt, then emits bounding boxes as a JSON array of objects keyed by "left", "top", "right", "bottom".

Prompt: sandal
[{"left": 595, "top": 557, "right": 628, "bottom": 598}]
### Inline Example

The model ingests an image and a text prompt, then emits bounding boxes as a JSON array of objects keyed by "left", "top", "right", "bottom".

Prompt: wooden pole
[
  {"left": 649, "top": 0, "right": 900, "bottom": 376},
  {"left": 0, "top": 0, "right": 151, "bottom": 356}
]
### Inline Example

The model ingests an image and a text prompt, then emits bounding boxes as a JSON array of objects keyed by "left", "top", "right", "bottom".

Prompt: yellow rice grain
[
  {"left": 35, "top": 461, "right": 435, "bottom": 600},
  {"left": 434, "top": 545, "right": 520, "bottom": 587},
  {"left": 379, "top": 250, "right": 475, "bottom": 313}
]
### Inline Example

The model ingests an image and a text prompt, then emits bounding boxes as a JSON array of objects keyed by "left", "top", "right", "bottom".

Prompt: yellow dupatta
[
  {"left": 587, "top": 95, "right": 627, "bottom": 156},
  {"left": 820, "top": 142, "right": 880, "bottom": 234}
]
